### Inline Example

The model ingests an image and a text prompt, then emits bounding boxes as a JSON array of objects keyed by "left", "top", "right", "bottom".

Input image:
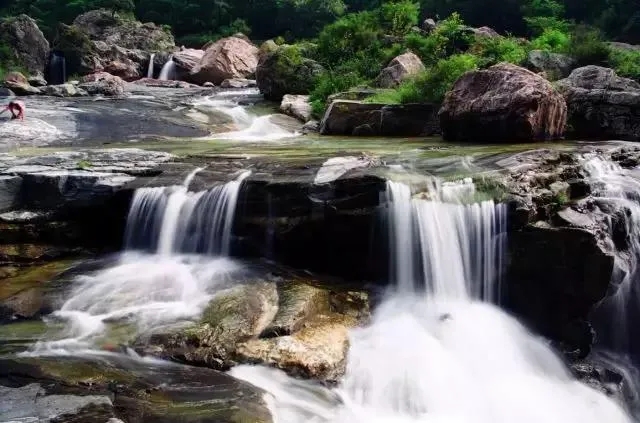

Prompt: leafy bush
[
  {"left": 608, "top": 48, "right": 640, "bottom": 81},
  {"left": 403, "top": 12, "right": 471, "bottom": 66},
  {"left": 567, "top": 25, "right": 610, "bottom": 67},
  {"left": 530, "top": 28, "right": 570, "bottom": 52},
  {"left": 471, "top": 36, "right": 529, "bottom": 66},
  {"left": 378, "top": 0, "right": 419, "bottom": 35},
  {"left": 310, "top": 70, "right": 366, "bottom": 116},
  {"left": 368, "top": 53, "right": 479, "bottom": 104}
]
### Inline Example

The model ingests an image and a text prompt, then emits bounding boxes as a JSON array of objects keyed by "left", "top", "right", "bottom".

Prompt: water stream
[
  {"left": 147, "top": 53, "right": 156, "bottom": 78},
  {"left": 231, "top": 178, "right": 633, "bottom": 423},
  {"left": 158, "top": 55, "right": 176, "bottom": 81}
]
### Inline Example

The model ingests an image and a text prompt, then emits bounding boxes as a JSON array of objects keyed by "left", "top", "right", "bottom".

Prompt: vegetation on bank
[{"left": 0, "top": 0, "right": 639, "bottom": 116}]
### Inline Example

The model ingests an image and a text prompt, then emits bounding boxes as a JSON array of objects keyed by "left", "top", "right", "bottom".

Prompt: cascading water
[
  {"left": 25, "top": 169, "right": 251, "bottom": 355},
  {"left": 147, "top": 53, "right": 156, "bottom": 78},
  {"left": 230, "top": 176, "right": 632, "bottom": 423},
  {"left": 191, "top": 92, "right": 298, "bottom": 141},
  {"left": 158, "top": 55, "right": 176, "bottom": 80}
]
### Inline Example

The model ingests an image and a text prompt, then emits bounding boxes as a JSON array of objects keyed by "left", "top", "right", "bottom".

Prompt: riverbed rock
[
  {"left": 0, "top": 355, "right": 272, "bottom": 423},
  {"left": 78, "top": 72, "right": 126, "bottom": 96},
  {"left": 220, "top": 78, "right": 257, "bottom": 88},
  {"left": 190, "top": 36, "right": 259, "bottom": 85},
  {"left": 525, "top": 50, "right": 575, "bottom": 80},
  {"left": 41, "top": 83, "right": 87, "bottom": 97},
  {"left": 256, "top": 44, "right": 325, "bottom": 101},
  {"left": 0, "top": 15, "right": 49, "bottom": 77},
  {"left": 374, "top": 52, "right": 425, "bottom": 88},
  {"left": 439, "top": 63, "right": 567, "bottom": 142},
  {"left": 280, "top": 94, "right": 312, "bottom": 122},
  {"left": 320, "top": 100, "right": 439, "bottom": 136},
  {"left": 3, "top": 71, "right": 41, "bottom": 95},
  {"left": 556, "top": 66, "right": 640, "bottom": 141},
  {"left": 27, "top": 74, "right": 47, "bottom": 87}
]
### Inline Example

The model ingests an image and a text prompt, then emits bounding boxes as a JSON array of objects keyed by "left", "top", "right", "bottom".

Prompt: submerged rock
[
  {"left": 557, "top": 66, "right": 640, "bottom": 141},
  {"left": 439, "top": 63, "right": 567, "bottom": 142}
]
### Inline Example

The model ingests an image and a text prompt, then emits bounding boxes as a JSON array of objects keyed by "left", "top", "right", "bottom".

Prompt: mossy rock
[{"left": 55, "top": 23, "right": 98, "bottom": 76}]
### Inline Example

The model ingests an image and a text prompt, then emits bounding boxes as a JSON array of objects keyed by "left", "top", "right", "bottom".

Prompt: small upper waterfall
[
  {"left": 231, "top": 175, "right": 632, "bottom": 423},
  {"left": 158, "top": 55, "right": 176, "bottom": 81},
  {"left": 125, "top": 169, "right": 250, "bottom": 255},
  {"left": 385, "top": 178, "right": 507, "bottom": 301},
  {"left": 47, "top": 50, "right": 66, "bottom": 85},
  {"left": 147, "top": 53, "right": 156, "bottom": 78}
]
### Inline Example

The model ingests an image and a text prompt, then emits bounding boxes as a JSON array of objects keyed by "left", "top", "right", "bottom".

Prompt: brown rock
[
  {"left": 439, "top": 63, "right": 567, "bottom": 142},
  {"left": 375, "top": 52, "right": 425, "bottom": 88},
  {"left": 173, "top": 48, "right": 205, "bottom": 72},
  {"left": 190, "top": 36, "right": 259, "bottom": 85}
]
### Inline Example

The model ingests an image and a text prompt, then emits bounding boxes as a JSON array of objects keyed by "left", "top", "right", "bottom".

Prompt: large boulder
[
  {"left": 190, "top": 36, "right": 259, "bottom": 85},
  {"left": 78, "top": 72, "right": 126, "bottom": 96},
  {"left": 53, "top": 10, "right": 175, "bottom": 79},
  {"left": 173, "top": 48, "right": 205, "bottom": 73},
  {"left": 320, "top": 100, "right": 440, "bottom": 136},
  {"left": 374, "top": 51, "right": 425, "bottom": 88},
  {"left": 3, "top": 71, "right": 41, "bottom": 95},
  {"left": 525, "top": 50, "right": 575, "bottom": 80},
  {"left": 439, "top": 63, "right": 567, "bottom": 142},
  {"left": 0, "top": 15, "right": 49, "bottom": 77},
  {"left": 556, "top": 66, "right": 640, "bottom": 141},
  {"left": 256, "top": 44, "right": 325, "bottom": 101}
]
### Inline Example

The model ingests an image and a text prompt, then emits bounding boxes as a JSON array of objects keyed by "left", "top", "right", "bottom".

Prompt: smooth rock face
[
  {"left": 0, "top": 15, "right": 49, "bottom": 77},
  {"left": 190, "top": 36, "right": 259, "bottom": 85},
  {"left": 320, "top": 100, "right": 440, "bottom": 136},
  {"left": 172, "top": 48, "right": 205, "bottom": 72},
  {"left": 525, "top": 50, "right": 575, "bottom": 80},
  {"left": 256, "top": 44, "right": 325, "bottom": 101},
  {"left": 375, "top": 52, "right": 425, "bottom": 88},
  {"left": 557, "top": 66, "right": 640, "bottom": 141},
  {"left": 220, "top": 78, "right": 257, "bottom": 88},
  {"left": 439, "top": 63, "right": 567, "bottom": 142},
  {"left": 280, "top": 94, "right": 312, "bottom": 122}
]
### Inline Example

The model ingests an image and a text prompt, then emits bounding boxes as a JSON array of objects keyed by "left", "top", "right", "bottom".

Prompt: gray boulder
[
  {"left": 556, "top": 66, "right": 640, "bottom": 141},
  {"left": 280, "top": 94, "right": 312, "bottom": 122},
  {"left": 525, "top": 50, "right": 575, "bottom": 80},
  {"left": 0, "top": 15, "right": 49, "bottom": 77},
  {"left": 374, "top": 52, "right": 425, "bottom": 88}
]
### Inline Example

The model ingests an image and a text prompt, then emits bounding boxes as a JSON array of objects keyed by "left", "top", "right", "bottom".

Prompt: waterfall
[
  {"left": 147, "top": 53, "right": 156, "bottom": 78},
  {"left": 583, "top": 156, "right": 640, "bottom": 360},
  {"left": 125, "top": 169, "right": 250, "bottom": 255},
  {"left": 231, "top": 176, "right": 632, "bottom": 423},
  {"left": 158, "top": 55, "right": 176, "bottom": 81},
  {"left": 47, "top": 50, "right": 66, "bottom": 85}
]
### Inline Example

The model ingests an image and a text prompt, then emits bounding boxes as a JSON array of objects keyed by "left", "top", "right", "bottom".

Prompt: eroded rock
[
  {"left": 374, "top": 52, "right": 425, "bottom": 88},
  {"left": 190, "top": 36, "right": 259, "bottom": 85},
  {"left": 280, "top": 94, "right": 312, "bottom": 122},
  {"left": 0, "top": 15, "right": 49, "bottom": 77}
]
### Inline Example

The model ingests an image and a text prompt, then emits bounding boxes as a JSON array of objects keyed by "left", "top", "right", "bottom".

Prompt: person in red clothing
[{"left": 1, "top": 100, "right": 25, "bottom": 120}]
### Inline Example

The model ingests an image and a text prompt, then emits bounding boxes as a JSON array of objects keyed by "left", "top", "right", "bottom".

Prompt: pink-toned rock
[
  {"left": 4, "top": 72, "right": 28, "bottom": 85},
  {"left": 439, "top": 63, "right": 567, "bottom": 142},
  {"left": 173, "top": 48, "right": 205, "bottom": 72},
  {"left": 190, "top": 36, "right": 259, "bottom": 85}
]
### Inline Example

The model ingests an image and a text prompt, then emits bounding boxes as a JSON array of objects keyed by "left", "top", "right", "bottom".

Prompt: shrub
[
  {"left": 567, "top": 25, "right": 610, "bottom": 67},
  {"left": 368, "top": 53, "right": 479, "bottom": 104},
  {"left": 608, "top": 48, "right": 640, "bottom": 81},
  {"left": 530, "top": 28, "right": 570, "bottom": 52},
  {"left": 472, "top": 36, "right": 529, "bottom": 66},
  {"left": 309, "top": 70, "right": 366, "bottom": 117},
  {"left": 379, "top": 0, "right": 419, "bottom": 36},
  {"left": 403, "top": 12, "right": 471, "bottom": 66}
]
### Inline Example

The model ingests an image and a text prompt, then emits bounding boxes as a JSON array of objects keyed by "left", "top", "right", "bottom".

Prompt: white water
[
  {"left": 583, "top": 155, "right": 640, "bottom": 359},
  {"left": 231, "top": 178, "right": 632, "bottom": 423},
  {"left": 158, "top": 55, "right": 176, "bottom": 81},
  {"left": 25, "top": 169, "right": 252, "bottom": 355},
  {"left": 192, "top": 94, "right": 298, "bottom": 142},
  {"left": 147, "top": 53, "right": 156, "bottom": 78},
  {"left": 125, "top": 169, "right": 250, "bottom": 255}
]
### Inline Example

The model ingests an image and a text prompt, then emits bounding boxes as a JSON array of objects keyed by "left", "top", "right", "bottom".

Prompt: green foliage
[
  {"left": 378, "top": 0, "right": 419, "bottom": 36},
  {"left": 608, "top": 48, "right": 640, "bottom": 80},
  {"left": 471, "top": 35, "right": 529, "bottom": 66},
  {"left": 368, "top": 53, "right": 479, "bottom": 104},
  {"left": 310, "top": 70, "right": 365, "bottom": 116},
  {"left": 567, "top": 24, "right": 610, "bottom": 67},
  {"left": 530, "top": 28, "right": 570, "bottom": 52},
  {"left": 403, "top": 12, "right": 471, "bottom": 65}
]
